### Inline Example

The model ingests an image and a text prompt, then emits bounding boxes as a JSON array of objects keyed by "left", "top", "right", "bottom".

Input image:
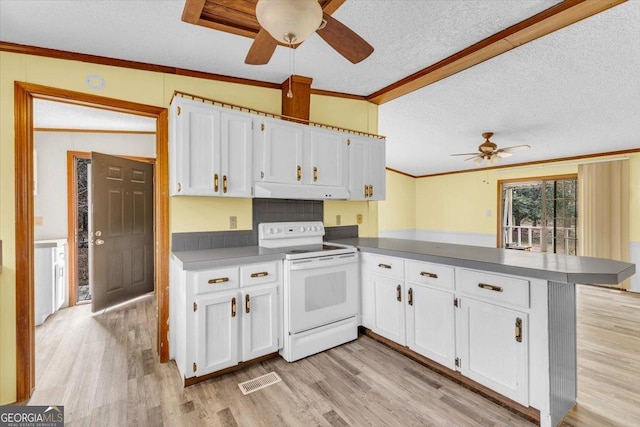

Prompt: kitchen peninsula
[{"left": 171, "top": 236, "right": 634, "bottom": 427}]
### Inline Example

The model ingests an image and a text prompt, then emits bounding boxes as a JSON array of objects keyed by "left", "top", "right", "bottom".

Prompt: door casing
[{"left": 14, "top": 82, "right": 170, "bottom": 402}]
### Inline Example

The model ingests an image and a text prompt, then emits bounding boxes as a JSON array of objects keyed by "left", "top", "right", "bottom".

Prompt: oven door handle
[{"left": 287, "top": 255, "right": 357, "bottom": 270}]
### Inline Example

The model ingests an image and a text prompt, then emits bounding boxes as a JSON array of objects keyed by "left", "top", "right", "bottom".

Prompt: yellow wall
[
  {"left": 379, "top": 170, "right": 416, "bottom": 231},
  {"left": 0, "top": 52, "right": 379, "bottom": 404}
]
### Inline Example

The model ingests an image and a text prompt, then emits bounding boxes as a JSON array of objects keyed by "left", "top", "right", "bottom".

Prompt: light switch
[
  {"left": 336, "top": 215, "right": 341, "bottom": 225},
  {"left": 485, "top": 210, "right": 492, "bottom": 217},
  {"left": 35, "top": 216, "right": 44, "bottom": 226},
  {"left": 229, "top": 216, "right": 237, "bottom": 229}
]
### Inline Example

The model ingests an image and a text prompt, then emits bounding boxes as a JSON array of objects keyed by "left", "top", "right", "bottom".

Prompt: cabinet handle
[
  {"left": 297, "top": 165, "right": 302, "bottom": 181},
  {"left": 245, "top": 294, "right": 251, "bottom": 314},
  {"left": 478, "top": 283, "right": 503, "bottom": 292},
  {"left": 408, "top": 288, "right": 413, "bottom": 306},
  {"left": 208, "top": 277, "right": 229, "bottom": 284},
  {"left": 420, "top": 271, "right": 438, "bottom": 279},
  {"left": 231, "top": 297, "right": 237, "bottom": 317},
  {"left": 370, "top": 185, "right": 374, "bottom": 197},
  {"left": 223, "top": 175, "right": 228, "bottom": 193},
  {"left": 177, "top": 182, "right": 182, "bottom": 192},
  {"left": 515, "top": 317, "right": 522, "bottom": 342},
  {"left": 250, "top": 271, "right": 269, "bottom": 278},
  {"left": 396, "top": 284, "right": 402, "bottom": 302},
  {"left": 313, "top": 167, "right": 318, "bottom": 182},
  {"left": 363, "top": 184, "right": 367, "bottom": 198},
  {"left": 214, "top": 174, "right": 219, "bottom": 192},
  {"left": 378, "top": 263, "right": 392, "bottom": 269}
]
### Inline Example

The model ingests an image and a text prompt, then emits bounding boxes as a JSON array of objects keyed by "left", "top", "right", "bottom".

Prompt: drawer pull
[
  {"left": 223, "top": 175, "right": 228, "bottom": 193},
  {"left": 478, "top": 283, "right": 503, "bottom": 292},
  {"left": 208, "top": 277, "right": 229, "bottom": 284},
  {"left": 396, "top": 284, "right": 402, "bottom": 302},
  {"left": 245, "top": 294, "right": 251, "bottom": 314},
  {"left": 313, "top": 167, "right": 318, "bottom": 182},
  {"left": 231, "top": 297, "right": 237, "bottom": 317},
  {"left": 250, "top": 271, "right": 269, "bottom": 278},
  {"left": 515, "top": 317, "right": 522, "bottom": 342},
  {"left": 378, "top": 263, "right": 392, "bottom": 269},
  {"left": 297, "top": 165, "right": 302, "bottom": 181},
  {"left": 408, "top": 288, "right": 413, "bottom": 306},
  {"left": 214, "top": 173, "right": 219, "bottom": 192},
  {"left": 420, "top": 271, "right": 438, "bottom": 279}
]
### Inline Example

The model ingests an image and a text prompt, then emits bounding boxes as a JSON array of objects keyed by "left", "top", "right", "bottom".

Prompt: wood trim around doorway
[{"left": 15, "top": 82, "right": 170, "bottom": 402}]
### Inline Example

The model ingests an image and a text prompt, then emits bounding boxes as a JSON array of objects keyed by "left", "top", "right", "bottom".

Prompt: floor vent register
[{"left": 238, "top": 372, "right": 282, "bottom": 395}]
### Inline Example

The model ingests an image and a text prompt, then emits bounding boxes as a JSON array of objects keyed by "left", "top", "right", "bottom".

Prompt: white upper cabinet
[
  {"left": 348, "top": 136, "right": 386, "bottom": 200},
  {"left": 170, "top": 97, "right": 253, "bottom": 197},
  {"left": 307, "top": 128, "right": 348, "bottom": 187},
  {"left": 258, "top": 118, "right": 305, "bottom": 184}
]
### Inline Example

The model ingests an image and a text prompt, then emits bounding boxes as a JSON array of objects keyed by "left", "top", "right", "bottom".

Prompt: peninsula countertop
[{"left": 333, "top": 237, "right": 635, "bottom": 285}]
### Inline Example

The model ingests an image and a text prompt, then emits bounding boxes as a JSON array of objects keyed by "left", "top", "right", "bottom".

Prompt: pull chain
[{"left": 285, "top": 33, "right": 296, "bottom": 98}]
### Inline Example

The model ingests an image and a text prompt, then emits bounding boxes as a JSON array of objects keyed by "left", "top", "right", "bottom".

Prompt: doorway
[{"left": 15, "top": 82, "right": 170, "bottom": 401}]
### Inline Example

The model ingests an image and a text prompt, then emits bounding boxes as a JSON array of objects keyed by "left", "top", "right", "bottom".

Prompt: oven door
[{"left": 286, "top": 253, "right": 358, "bottom": 334}]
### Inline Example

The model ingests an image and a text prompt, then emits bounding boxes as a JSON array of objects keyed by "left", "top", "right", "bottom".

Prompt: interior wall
[
  {"left": 378, "top": 169, "right": 416, "bottom": 236},
  {"left": 34, "top": 131, "right": 156, "bottom": 241},
  {"left": 0, "top": 51, "right": 380, "bottom": 404}
]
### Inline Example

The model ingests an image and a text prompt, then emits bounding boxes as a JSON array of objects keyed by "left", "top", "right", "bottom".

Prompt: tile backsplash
[{"left": 172, "top": 199, "right": 325, "bottom": 251}]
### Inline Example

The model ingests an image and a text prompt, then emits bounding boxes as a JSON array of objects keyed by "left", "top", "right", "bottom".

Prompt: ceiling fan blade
[
  {"left": 451, "top": 152, "right": 480, "bottom": 157},
  {"left": 465, "top": 155, "right": 481, "bottom": 161},
  {"left": 496, "top": 151, "right": 513, "bottom": 158},
  {"left": 500, "top": 144, "right": 531, "bottom": 153},
  {"left": 316, "top": 13, "right": 374, "bottom": 64},
  {"left": 245, "top": 28, "right": 278, "bottom": 65}
]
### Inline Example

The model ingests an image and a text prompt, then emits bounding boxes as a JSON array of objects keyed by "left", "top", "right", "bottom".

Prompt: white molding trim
[
  {"left": 379, "top": 229, "right": 496, "bottom": 248},
  {"left": 629, "top": 242, "right": 640, "bottom": 293}
]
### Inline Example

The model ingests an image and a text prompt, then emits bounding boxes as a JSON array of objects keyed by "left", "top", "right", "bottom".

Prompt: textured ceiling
[
  {"left": 2, "top": 1, "right": 638, "bottom": 176},
  {"left": 33, "top": 100, "right": 156, "bottom": 132}
]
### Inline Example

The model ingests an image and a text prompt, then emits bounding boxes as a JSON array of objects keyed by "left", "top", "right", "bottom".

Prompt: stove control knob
[
  {"left": 299, "top": 227, "right": 305, "bottom": 232},
  {"left": 269, "top": 227, "right": 278, "bottom": 234}
]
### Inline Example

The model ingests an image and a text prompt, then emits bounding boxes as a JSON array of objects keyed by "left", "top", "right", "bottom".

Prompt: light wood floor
[{"left": 30, "top": 285, "right": 640, "bottom": 426}]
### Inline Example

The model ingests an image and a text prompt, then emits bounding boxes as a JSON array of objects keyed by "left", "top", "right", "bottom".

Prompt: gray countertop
[
  {"left": 171, "top": 246, "right": 286, "bottom": 270},
  {"left": 333, "top": 238, "right": 635, "bottom": 285}
]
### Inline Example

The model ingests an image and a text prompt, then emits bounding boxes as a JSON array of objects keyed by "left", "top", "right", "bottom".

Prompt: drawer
[
  {"left": 240, "top": 261, "right": 279, "bottom": 287},
  {"left": 457, "top": 269, "right": 529, "bottom": 308},
  {"left": 194, "top": 267, "right": 239, "bottom": 294},
  {"left": 367, "top": 255, "right": 405, "bottom": 279},
  {"left": 405, "top": 260, "right": 454, "bottom": 290}
]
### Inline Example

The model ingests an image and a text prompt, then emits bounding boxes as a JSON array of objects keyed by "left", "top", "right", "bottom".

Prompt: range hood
[{"left": 254, "top": 182, "right": 350, "bottom": 200}]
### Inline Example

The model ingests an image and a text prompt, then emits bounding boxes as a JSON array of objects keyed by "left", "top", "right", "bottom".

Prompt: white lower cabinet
[
  {"left": 241, "top": 284, "right": 279, "bottom": 361},
  {"left": 456, "top": 296, "right": 529, "bottom": 405},
  {"left": 195, "top": 291, "right": 239, "bottom": 376},
  {"left": 361, "top": 254, "right": 531, "bottom": 408},
  {"left": 170, "top": 259, "right": 282, "bottom": 381},
  {"left": 406, "top": 284, "right": 456, "bottom": 370},
  {"left": 372, "top": 274, "right": 406, "bottom": 344}
]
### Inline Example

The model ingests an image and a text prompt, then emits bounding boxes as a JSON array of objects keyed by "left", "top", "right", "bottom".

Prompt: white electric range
[{"left": 258, "top": 221, "right": 359, "bottom": 362}]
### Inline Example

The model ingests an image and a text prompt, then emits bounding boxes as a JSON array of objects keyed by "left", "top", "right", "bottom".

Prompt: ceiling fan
[
  {"left": 451, "top": 132, "right": 531, "bottom": 166},
  {"left": 246, "top": 0, "right": 374, "bottom": 65}
]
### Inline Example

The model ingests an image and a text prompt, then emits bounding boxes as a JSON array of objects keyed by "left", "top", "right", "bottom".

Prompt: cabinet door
[
  {"left": 308, "top": 128, "right": 347, "bottom": 187},
  {"left": 241, "top": 284, "right": 279, "bottom": 361},
  {"left": 456, "top": 297, "right": 529, "bottom": 405},
  {"left": 347, "top": 137, "right": 369, "bottom": 200},
  {"left": 406, "top": 284, "right": 455, "bottom": 370},
  {"left": 173, "top": 98, "right": 222, "bottom": 195},
  {"left": 259, "top": 119, "right": 305, "bottom": 184},
  {"left": 371, "top": 274, "right": 406, "bottom": 345},
  {"left": 368, "top": 138, "right": 386, "bottom": 200},
  {"left": 195, "top": 292, "right": 239, "bottom": 376},
  {"left": 221, "top": 110, "right": 253, "bottom": 197}
]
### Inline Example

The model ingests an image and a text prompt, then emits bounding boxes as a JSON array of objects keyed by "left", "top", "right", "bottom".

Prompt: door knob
[{"left": 95, "top": 239, "right": 105, "bottom": 246}]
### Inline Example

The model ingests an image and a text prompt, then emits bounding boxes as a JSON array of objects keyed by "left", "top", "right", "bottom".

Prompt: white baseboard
[{"left": 379, "top": 229, "right": 496, "bottom": 248}]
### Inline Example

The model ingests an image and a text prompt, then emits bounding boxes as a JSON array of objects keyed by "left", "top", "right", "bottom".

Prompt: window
[{"left": 500, "top": 177, "right": 577, "bottom": 255}]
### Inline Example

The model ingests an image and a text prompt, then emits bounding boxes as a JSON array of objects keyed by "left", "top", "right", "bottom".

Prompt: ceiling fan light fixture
[
  {"left": 474, "top": 157, "right": 484, "bottom": 166},
  {"left": 256, "top": 0, "right": 323, "bottom": 45}
]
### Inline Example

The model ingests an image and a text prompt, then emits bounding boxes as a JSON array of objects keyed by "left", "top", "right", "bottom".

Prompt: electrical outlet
[
  {"left": 485, "top": 209, "right": 492, "bottom": 217},
  {"left": 357, "top": 214, "right": 363, "bottom": 224},
  {"left": 336, "top": 215, "right": 341, "bottom": 225},
  {"left": 229, "top": 216, "right": 237, "bottom": 229},
  {"left": 34, "top": 216, "right": 44, "bottom": 226}
]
